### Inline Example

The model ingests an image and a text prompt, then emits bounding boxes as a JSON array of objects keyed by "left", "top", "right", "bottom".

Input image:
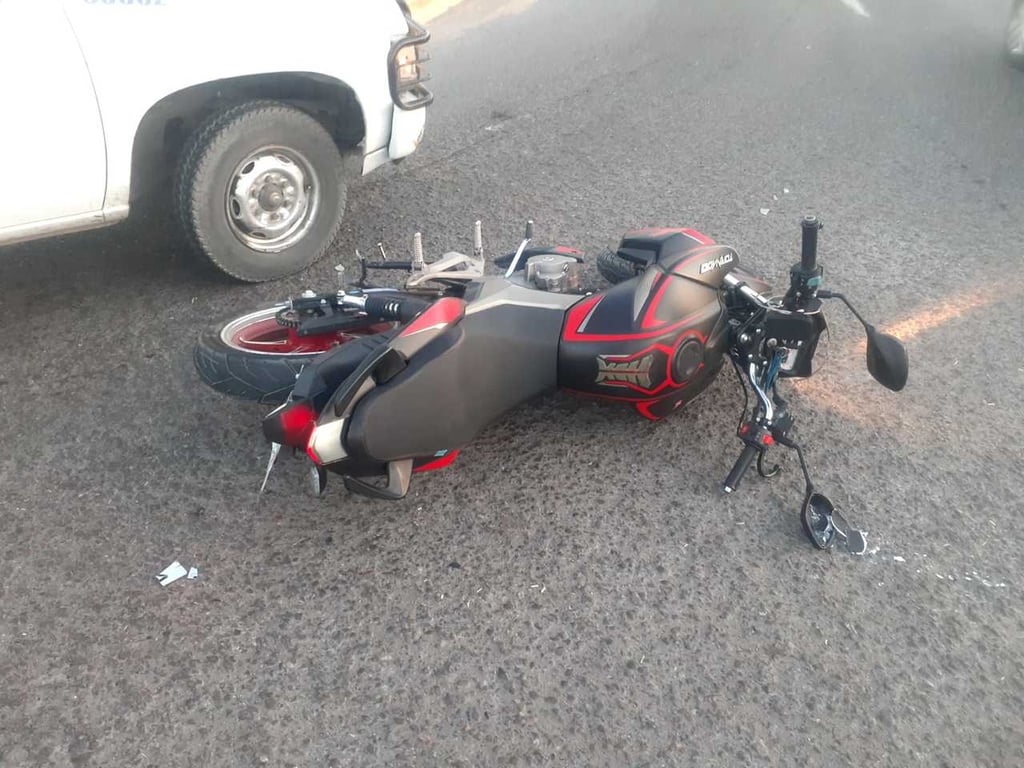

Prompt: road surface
[{"left": 2, "top": 0, "right": 1022, "bottom": 765}]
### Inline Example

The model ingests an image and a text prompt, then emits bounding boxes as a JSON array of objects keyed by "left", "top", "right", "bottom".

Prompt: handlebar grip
[
  {"left": 362, "top": 294, "right": 431, "bottom": 323},
  {"left": 800, "top": 216, "right": 821, "bottom": 271},
  {"left": 723, "top": 443, "right": 759, "bottom": 493}
]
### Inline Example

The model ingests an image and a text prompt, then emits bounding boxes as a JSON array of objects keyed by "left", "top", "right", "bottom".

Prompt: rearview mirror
[{"left": 865, "top": 326, "right": 908, "bottom": 392}]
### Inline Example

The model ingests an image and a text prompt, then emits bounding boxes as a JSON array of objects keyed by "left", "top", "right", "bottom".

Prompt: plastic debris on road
[
  {"left": 187, "top": 566, "right": 199, "bottom": 580},
  {"left": 156, "top": 561, "right": 187, "bottom": 587}
]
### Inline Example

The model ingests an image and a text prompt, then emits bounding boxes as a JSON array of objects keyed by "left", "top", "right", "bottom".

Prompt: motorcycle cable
[
  {"left": 729, "top": 355, "right": 751, "bottom": 437},
  {"left": 728, "top": 341, "right": 782, "bottom": 481},
  {"left": 755, "top": 349, "right": 786, "bottom": 479}
]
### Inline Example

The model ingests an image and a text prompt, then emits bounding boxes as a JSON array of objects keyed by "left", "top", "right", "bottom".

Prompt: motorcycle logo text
[
  {"left": 699, "top": 252, "right": 734, "bottom": 274},
  {"left": 595, "top": 353, "right": 655, "bottom": 388}
]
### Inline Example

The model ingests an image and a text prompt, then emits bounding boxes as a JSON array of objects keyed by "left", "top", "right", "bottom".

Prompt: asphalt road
[{"left": 3, "top": 0, "right": 1024, "bottom": 766}]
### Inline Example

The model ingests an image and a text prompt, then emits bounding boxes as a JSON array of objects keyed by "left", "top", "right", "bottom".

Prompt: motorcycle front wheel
[{"left": 193, "top": 306, "right": 392, "bottom": 404}]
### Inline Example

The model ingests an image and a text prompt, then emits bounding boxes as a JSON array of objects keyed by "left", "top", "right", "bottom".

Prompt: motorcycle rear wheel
[{"left": 193, "top": 306, "right": 392, "bottom": 404}]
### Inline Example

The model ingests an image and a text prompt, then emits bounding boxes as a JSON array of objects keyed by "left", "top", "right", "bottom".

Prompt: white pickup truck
[{"left": 0, "top": 0, "right": 432, "bottom": 281}]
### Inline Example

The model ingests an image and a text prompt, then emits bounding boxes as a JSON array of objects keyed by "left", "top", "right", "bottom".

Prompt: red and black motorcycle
[{"left": 195, "top": 216, "right": 908, "bottom": 552}]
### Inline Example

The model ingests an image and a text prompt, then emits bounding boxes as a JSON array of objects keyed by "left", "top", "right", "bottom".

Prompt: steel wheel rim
[{"left": 225, "top": 146, "right": 320, "bottom": 252}]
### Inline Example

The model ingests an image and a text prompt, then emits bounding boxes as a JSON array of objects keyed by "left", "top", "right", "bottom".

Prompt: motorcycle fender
[{"left": 307, "top": 298, "right": 468, "bottom": 466}]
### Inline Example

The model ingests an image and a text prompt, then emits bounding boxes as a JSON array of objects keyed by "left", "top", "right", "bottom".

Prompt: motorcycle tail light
[{"left": 263, "top": 401, "right": 317, "bottom": 448}]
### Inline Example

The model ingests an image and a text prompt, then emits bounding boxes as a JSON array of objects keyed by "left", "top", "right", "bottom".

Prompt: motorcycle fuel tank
[{"left": 558, "top": 231, "right": 738, "bottom": 420}]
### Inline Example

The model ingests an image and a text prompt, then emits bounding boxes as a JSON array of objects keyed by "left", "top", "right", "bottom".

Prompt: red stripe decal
[
  {"left": 641, "top": 275, "right": 672, "bottom": 330},
  {"left": 563, "top": 295, "right": 603, "bottom": 340},
  {"left": 635, "top": 401, "right": 664, "bottom": 421},
  {"left": 680, "top": 228, "right": 715, "bottom": 245},
  {"left": 414, "top": 450, "right": 460, "bottom": 473},
  {"left": 399, "top": 297, "right": 466, "bottom": 338},
  {"left": 564, "top": 307, "right": 706, "bottom": 343}
]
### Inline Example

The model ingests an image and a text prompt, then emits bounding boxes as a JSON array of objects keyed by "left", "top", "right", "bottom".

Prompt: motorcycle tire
[
  {"left": 193, "top": 306, "right": 392, "bottom": 405},
  {"left": 596, "top": 249, "right": 643, "bottom": 284}
]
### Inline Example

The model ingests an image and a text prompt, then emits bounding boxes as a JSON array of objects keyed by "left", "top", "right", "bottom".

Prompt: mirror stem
[
  {"left": 772, "top": 431, "right": 815, "bottom": 497},
  {"left": 817, "top": 290, "right": 870, "bottom": 331}
]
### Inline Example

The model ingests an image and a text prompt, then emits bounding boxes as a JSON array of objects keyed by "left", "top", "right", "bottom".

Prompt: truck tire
[{"left": 175, "top": 99, "right": 354, "bottom": 282}]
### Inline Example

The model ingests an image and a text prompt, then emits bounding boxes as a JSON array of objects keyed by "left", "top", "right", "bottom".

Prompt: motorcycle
[{"left": 194, "top": 216, "right": 909, "bottom": 552}]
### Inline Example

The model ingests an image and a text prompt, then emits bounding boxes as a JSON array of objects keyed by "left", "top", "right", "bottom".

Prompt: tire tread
[
  {"left": 193, "top": 323, "right": 390, "bottom": 405},
  {"left": 174, "top": 99, "right": 352, "bottom": 282}
]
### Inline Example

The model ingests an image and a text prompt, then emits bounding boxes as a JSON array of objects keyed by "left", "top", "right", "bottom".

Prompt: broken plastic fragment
[
  {"left": 893, "top": 556, "right": 906, "bottom": 563},
  {"left": 846, "top": 530, "right": 867, "bottom": 556},
  {"left": 157, "top": 561, "right": 187, "bottom": 587},
  {"left": 259, "top": 442, "right": 282, "bottom": 495},
  {"left": 187, "top": 566, "right": 199, "bottom": 580},
  {"left": 759, "top": 208, "right": 770, "bottom": 216}
]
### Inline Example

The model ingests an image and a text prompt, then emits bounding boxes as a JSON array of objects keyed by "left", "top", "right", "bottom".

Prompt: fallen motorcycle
[{"left": 194, "top": 216, "right": 908, "bottom": 552}]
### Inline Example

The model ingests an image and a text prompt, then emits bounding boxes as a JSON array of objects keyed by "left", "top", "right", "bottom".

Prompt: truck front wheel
[{"left": 175, "top": 99, "right": 354, "bottom": 282}]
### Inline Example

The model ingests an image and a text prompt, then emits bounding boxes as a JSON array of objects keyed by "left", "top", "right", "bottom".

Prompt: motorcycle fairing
[
  {"left": 343, "top": 280, "right": 578, "bottom": 465},
  {"left": 558, "top": 239, "right": 738, "bottom": 419}
]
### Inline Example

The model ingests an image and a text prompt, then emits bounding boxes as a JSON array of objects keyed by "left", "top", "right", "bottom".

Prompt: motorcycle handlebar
[
  {"left": 343, "top": 293, "right": 432, "bottom": 323},
  {"left": 800, "top": 216, "right": 821, "bottom": 271},
  {"left": 364, "top": 294, "right": 432, "bottom": 322},
  {"left": 723, "top": 273, "right": 772, "bottom": 307},
  {"left": 723, "top": 443, "right": 759, "bottom": 494}
]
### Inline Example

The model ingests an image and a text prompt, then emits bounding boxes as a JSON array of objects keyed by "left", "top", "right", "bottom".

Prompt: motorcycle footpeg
[{"left": 343, "top": 459, "right": 414, "bottom": 500}]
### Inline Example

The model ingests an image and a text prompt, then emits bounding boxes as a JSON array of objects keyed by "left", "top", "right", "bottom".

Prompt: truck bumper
[{"left": 362, "top": 104, "right": 428, "bottom": 175}]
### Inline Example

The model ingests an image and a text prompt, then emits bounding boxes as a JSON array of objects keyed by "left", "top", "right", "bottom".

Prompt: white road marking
[{"left": 840, "top": 0, "right": 870, "bottom": 17}]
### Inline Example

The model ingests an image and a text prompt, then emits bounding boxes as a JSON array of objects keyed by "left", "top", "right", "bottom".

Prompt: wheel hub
[
  {"left": 226, "top": 148, "right": 320, "bottom": 253},
  {"left": 258, "top": 183, "right": 286, "bottom": 211}
]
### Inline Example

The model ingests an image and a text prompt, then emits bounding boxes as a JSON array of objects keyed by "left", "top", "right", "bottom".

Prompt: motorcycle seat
[{"left": 616, "top": 228, "right": 715, "bottom": 268}]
